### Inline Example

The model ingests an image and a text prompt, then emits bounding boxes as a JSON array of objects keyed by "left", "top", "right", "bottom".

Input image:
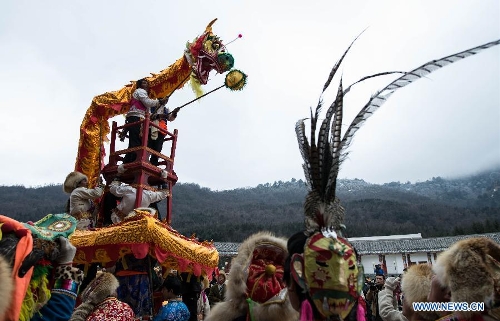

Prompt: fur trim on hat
[
  {"left": 202, "top": 276, "right": 210, "bottom": 290},
  {"left": 0, "top": 255, "right": 14, "bottom": 319},
  {"left": 63, "top": 172, "right": 87, "bottom": 193},
  {"left": 402, "top": 264, "right": 433, "bottom": 304},
  {"left": 401, "top": 263, "right": 437, "bottom": 320},
  {"left": 433, "top": 237, "right": 500, "bottom": 317},
  {"left": 205, "top": 231, "right": 298, "bottom": 321},
  {"left": 69, "top": 272, "right": 119, "bottom": 321},
  {"left": 82, "top": 272, "right": 119, "bottom": 304}
]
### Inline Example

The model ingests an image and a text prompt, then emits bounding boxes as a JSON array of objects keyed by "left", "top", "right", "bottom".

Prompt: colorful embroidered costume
[
  {"left": 70, "top": 272, "right": 135, "bottom": 321},
  {"left": 205, "top": 232, "right": 298, "bottom": 321},
  {"left": 153, "top": 301, "right": 190, "bottom": 321},
  {"left": 64, "top": 171, "right": 104, "bottom": 229},
  {"left": 108, "top": 181, "right": 168, "bottom": 222},
  {"left": 285, "top": 35, "right": 500, "bottom": 321},
  {"left": 86, "top": 297, "right": 135, "bottom": 321},
  {"left": 0, "top": 214, "right": 83, "bottom": 321}
]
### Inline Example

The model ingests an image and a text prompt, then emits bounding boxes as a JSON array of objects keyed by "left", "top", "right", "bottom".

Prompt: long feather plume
[
  {"left": 343, "top": 71, "right": 406, "bottom": 95},
  {"left": 296, "top": 37, "right": 500, "bottom": 234},
  {"left": 321, "top": 29, "right": 366, "bottom": 94},
  {"left": 317, "top": 83, "right": 340, "bottom": 190},
  {"left": 337, "top": 38, "right": 500, "bottom": 163}
]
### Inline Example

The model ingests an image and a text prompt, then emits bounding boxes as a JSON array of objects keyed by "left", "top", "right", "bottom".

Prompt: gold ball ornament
[
  {"left": 265, "top": 264, "right": 276, "bottom": 276},
  {"left": 224, "top": 69, "right": 247, "bottom": 91}
]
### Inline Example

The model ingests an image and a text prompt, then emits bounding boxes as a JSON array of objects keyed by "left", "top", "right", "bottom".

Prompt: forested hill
[{"left": 1, "top": 168, "right": 499, "bottom": 242}]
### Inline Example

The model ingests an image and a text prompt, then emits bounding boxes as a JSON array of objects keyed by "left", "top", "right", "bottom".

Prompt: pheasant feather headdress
[
  {"left": 297, "top": 37, "right": 500, "bottom": 235},
  {"left": 291, "top": 36, "right": 500, "bottom": 319}
]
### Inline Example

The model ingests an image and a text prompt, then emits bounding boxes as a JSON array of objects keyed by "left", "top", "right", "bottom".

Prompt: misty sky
[{"left": 0, "top": 0, "right": 499, "bottom": 190}]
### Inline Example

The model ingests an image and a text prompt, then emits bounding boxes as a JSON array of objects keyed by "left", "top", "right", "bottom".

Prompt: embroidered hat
[
  {"left": 23, "top": 213, "right": 77, "bottom": 241},
  {"left": 205, "top": 231, "right": 298, "bottom": 321}
]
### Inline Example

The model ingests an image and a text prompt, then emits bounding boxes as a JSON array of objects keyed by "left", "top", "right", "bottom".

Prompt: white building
[{"left": 215, "top": 232, "right": 500, "bottom": 275}]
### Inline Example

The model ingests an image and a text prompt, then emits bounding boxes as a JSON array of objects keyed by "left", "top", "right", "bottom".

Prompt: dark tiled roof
[
  {"left": 351, "top": 232, "right": 500, "bottom": 255},
  {"left": 214, "top": 242, "right": 240, "bottom": 256},
  {"left": 214, "top": 232, "right": 500, "bottom": 256}
]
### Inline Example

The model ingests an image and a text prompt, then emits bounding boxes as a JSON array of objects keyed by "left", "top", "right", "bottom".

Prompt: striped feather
[
  {"left": 299, "top": 38, "right": 499, "bottom": 232},
  {"left": 343, "top": 71, "right": 406, "bottom": 95},
  {"left": 337, "top": 38, "right": 500, "bottom": 159},
  {"left": 295, "top": 119, "right": 313, "bottom": 187},
  {"left": 317, "top": 81, "right": 342, "bottom": 193},
  {"left": 321, "top": 30, "right": 365, "bottom": 94},
  {"left": 325, "top": 85, "right": 345, "bottom": 201},
  {"left": 309, "top": 104, "right": 322, "bottom": 190}
]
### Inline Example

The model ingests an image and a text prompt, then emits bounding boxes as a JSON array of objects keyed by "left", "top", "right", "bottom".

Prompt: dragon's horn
[{"left": 205, "top": 18, "right": 218, "bottom": 33}]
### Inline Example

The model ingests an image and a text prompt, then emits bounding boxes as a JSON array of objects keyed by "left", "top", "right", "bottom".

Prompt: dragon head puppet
[
  {"left": 185, "top": 18, "right": 235, "bottom": 94},
  {"left": 76, "top": 18, "right": 238, "bottom": 188}
]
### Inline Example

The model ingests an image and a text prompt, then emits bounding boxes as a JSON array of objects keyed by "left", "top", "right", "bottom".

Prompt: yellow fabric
[
  {"left": 75, "top": 56, "right": 191, "bottom": 188},
  {"left": 69, "top": 213, "right": 218, "bottom": 270}
]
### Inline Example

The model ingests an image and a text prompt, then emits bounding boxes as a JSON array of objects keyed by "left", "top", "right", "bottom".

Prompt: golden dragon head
[{"left": 185, "top": 18, "right": 235, "bottom": 85}]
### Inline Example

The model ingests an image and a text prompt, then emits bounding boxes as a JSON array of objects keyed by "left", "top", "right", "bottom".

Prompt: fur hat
[
  {"left": 70, "top": 272, "right": 120, "bottom": 321},
  {"left": 433, "top": 237, "right": 500, "bottom": 316},
  {"left": 63, "top": 171, "right": 87, "bottom": 193},
  {"left": 0, "top": 255, "right": 13, "bottom": 320},
  {"left": 206, "top": 231, "right": 298, "bottom": 321},
  {"left": 201, "top": 276, "right": 210, "bottom": 290},
  {"left": 81, "top": 272, "right": 119, "bottom": 304},
  {"left": 402, "top": 264, "right": 433, "bottom": 304},
  {"left": 401, "top": 263, "right": 437, "bottom": 320}
]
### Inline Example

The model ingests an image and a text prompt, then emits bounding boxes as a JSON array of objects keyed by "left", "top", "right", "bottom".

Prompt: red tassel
[
  {"left": 357, "top": 297, "right": 367, "bottom": 321},
  {"left": 300, "top": 300, "right": 314, "bottom": 321}
]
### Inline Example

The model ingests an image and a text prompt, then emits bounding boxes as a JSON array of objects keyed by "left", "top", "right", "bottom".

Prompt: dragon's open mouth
[{"left": 193, "top": 50, "right": 234, "bottom": 85}]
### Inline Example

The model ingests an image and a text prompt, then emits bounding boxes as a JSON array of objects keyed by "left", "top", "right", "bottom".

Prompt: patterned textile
[
  {"left": 86, "top": 297, "right": 135, "bottom": 321},
  {"left": 246, "top": 242, "right": 286, "bottom": 303},
  {"left": 24, "top": 213, "right": 77, "bottom": 241},
  {"left": 117, "top": 274, "right": 152, "bottom": 316},
  {"left": 153, "top": 301, "right": 190, "bottom": 321},
  {"left": 300, "top": 232, "right": 361, "bottom": 319},
  {"left": 70, "top": 212, "right": 218, "bottom": 276}
]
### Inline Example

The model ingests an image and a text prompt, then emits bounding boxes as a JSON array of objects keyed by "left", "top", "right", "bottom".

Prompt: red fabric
[
  {"left": 0, "top": 215, "right": 34, "bottom": 321},
  {"left": 131, "top": 243, "right": 149, "bottom": 259},
  {"left": 87, "top": 297, "right": 135, "bottom": 321},
  {"left": 246, "top": 247, "right": 286, "bottom": 303},
  {"left": 77, "top": 243, "right": 216, "bottom": 279},
  {"left": 130, "top": 97, "right": 146, "bottom": 111},
  {"left": 300, "top": 300, "right": 314, "bottom": 321},
  {"left": 357, "top": 296, "right": 367, "bottom": 321}
]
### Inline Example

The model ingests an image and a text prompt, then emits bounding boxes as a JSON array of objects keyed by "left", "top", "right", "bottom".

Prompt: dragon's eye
[{"left": 212, "top": 42, "right": 221, "bottom": 50}]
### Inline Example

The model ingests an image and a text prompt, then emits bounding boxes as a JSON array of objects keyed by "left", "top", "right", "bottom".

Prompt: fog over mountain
[{"left": 1, "top": 167, "right": 499, "bottom": 242}]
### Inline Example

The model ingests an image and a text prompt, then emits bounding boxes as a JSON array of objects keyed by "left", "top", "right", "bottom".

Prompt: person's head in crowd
[
  {"left": 284, "top": 231, "right": 362, "bottom": 321},
  {"left": 136, "top": 78, "right": 149, "bottom": 91},
  {"left": 70, "top": 271, "right": 134, "bottom": 321},
  {"left": 375, "top": 273, "right": 386, "bottom": 287},
  {"left": 401, "top": 263, "right": 439, "bottom": 321},
  {"left": 206, "top": 231, "right": 297, "bottom": 321},
  {"left": 217, "top": 270, "right": 226, "bottom": 285},
  {"left": 433, "top": 237, "right": 500, "bottom": 320},
  {"left": 201, "top": 276, "right": 209, "bottom": 291},
  {"left": 161, "top": 274, "right": 183, "bottom": 300}
]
